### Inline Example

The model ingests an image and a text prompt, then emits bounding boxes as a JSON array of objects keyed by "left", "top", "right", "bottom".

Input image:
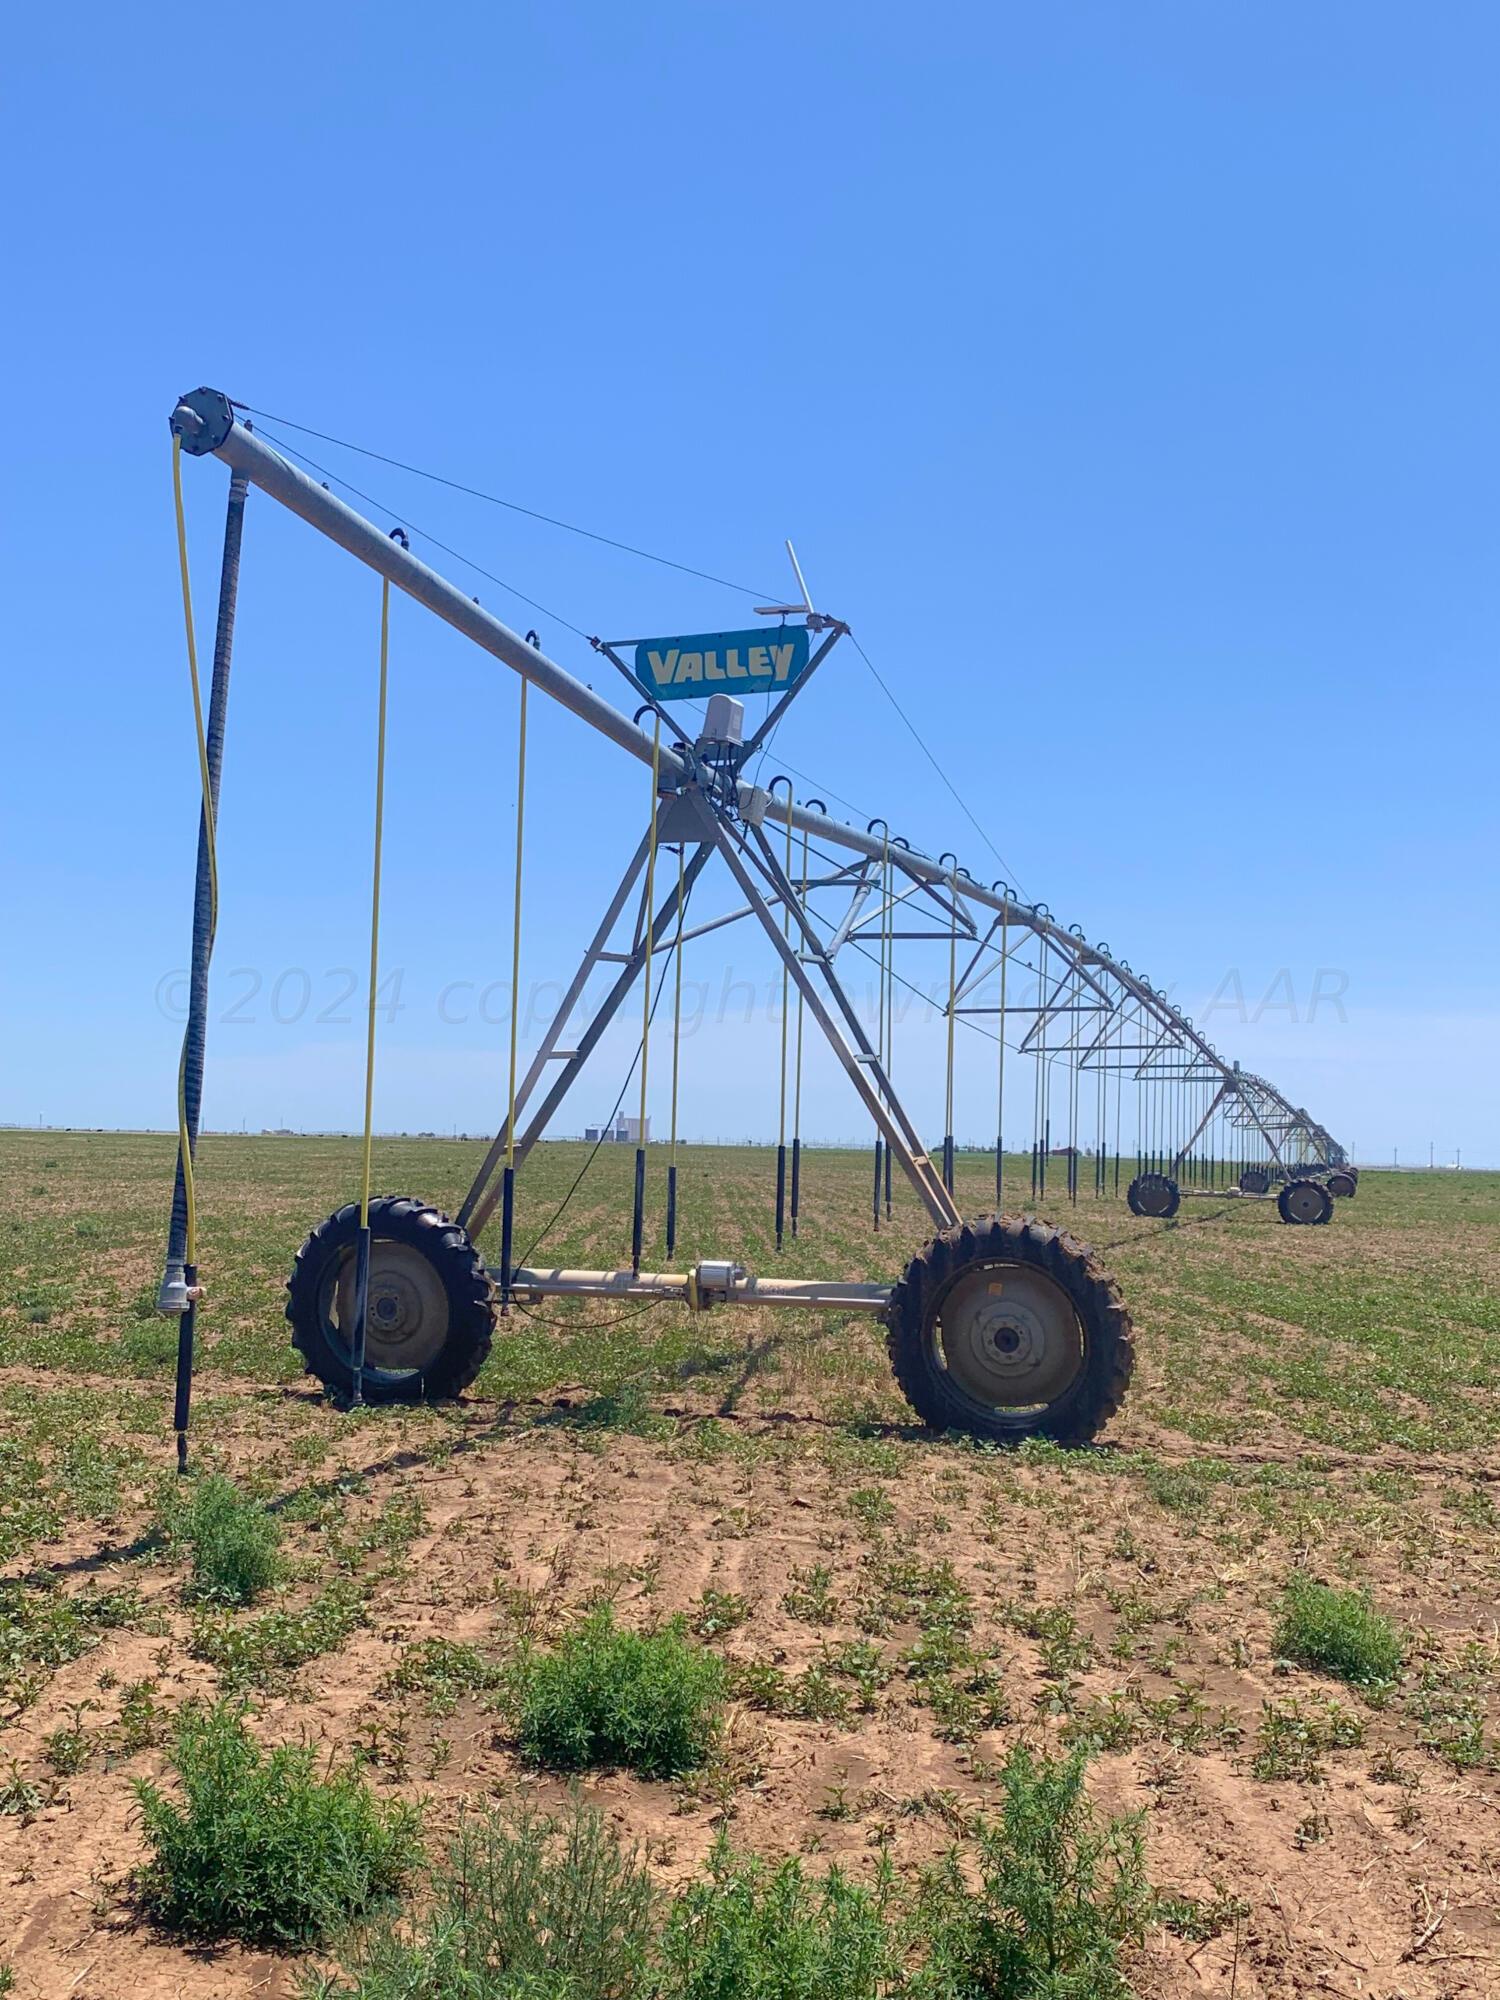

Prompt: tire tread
[
  {"left": 286, "top": 1196, "right": 495, "bottom": 1403},
  {"left": 886, "top": 1212, "right": 1133, "bottom": 1444}
]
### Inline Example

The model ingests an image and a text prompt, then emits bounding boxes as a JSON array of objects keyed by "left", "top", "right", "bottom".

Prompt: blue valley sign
[{"left": 634, "top": 626, "right": 811, "bottom": 703}]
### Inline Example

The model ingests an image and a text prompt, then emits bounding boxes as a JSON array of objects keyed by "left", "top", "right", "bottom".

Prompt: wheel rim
[
  {"left": 1136, "top": 1178, "right": 1175, "bottom": 1217},
  {"left": 1285, "top": 1182, "right": 1326, "bottom": 1224},
  {"left": 1240, "top": 1170, "right": 1269, "bottom": 1195},
  {"left": 933, "top": 1262, "right": 1085, "bottom": 1412},
  {"left": 321, "top": 1240, "right": 451, "bottom": 1373}
]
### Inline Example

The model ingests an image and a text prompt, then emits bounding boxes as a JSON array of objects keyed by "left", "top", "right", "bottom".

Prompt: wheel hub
[
  {"left": 332, "top": 1241, "right": 450, "bottom": 1372},
  {"left": 1284, "top": 1182, "right": 1325, "bottom": 1224},
  {"left": 1135, "top": 1177, "right": 1176, "bottom": 1217},
  {"left": 937, "top": 1264, "right": 1084, "bottom": 1410}
]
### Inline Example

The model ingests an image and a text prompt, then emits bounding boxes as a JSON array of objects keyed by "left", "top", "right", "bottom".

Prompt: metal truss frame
[{"left": 171, "top": 387, "right": 1346, "bottom": 1262}]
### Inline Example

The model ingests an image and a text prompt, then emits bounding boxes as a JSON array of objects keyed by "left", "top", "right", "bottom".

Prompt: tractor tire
[
  {"left": 1327, "top": 1171, "right": 1357, "bottom": 1199},
  {"left": 1277, "top": 1179, "right": 1334, "bottom": 1227},
  {"left": 1238, "top": 1167, "right": 1271, "bottom": 1196},
  {"left": 886, "top": 1214, "right": 1133, "bottom": 1445},
  {"left": 286, "top": 1196, "right": 496, "bottom": 1403},
  {"left": 1127, "top": 1172, "right": 1181, "bottom": 1219}
]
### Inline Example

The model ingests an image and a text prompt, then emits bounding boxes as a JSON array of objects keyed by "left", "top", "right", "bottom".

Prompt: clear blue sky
[{"left": 3, "top": 2, "right": 1495, "bottom": 1166}]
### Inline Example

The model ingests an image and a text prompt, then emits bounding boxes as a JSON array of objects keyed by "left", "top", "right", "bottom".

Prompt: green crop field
[{"left": 1, "top": 1128, "right": 1497, "bottom": 1998}]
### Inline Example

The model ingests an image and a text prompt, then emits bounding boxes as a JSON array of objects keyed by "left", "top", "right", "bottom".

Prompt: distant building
[{"left": 583, "top": 1116, "right": 649, "bottom": 1144}]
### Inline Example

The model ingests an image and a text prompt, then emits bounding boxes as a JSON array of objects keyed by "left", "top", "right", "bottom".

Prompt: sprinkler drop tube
[
  {"left": 171, "top": 1268, "right": 197, "bottom": 1474},
  {"left": 872, "top": 1138, "right": 883, "bottom": 1231},
  {"left": 775, "top": 1142, "right": 787, "bottom": 1253},
  {"left": 789, "top": 1137, "right": 801, "bottom": 1238},
  {"left": 499, "top": 1164, "right": 516, "bottom": 1314},
  {"left": 350, "top": 1224, "right": 370, "bottom": 1407},
  {"left": 666, "top": 1163, "right": 678, "bottom": 1259},
  {"left": 631, "top": 1147, "right": 646, "bottom": 1276}
]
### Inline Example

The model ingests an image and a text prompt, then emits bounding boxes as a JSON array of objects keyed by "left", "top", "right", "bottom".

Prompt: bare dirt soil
[{"left": 1, "top": 1133, "right": 1496, "bottom": 1997}]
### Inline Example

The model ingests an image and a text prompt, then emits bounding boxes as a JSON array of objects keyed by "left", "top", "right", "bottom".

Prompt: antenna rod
[{"left": 786, "top": 538, "right": 814, "bottom": 612}]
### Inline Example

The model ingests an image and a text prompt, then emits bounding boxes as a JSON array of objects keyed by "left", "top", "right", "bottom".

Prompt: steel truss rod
[
  {"left": 1170, "top": 1080, "right": 1231, "bottom": 1175},
  {"left": 1130, "top": 1016, "right": 1181, "bottom": 1081},
  {"left": 699, "top": 798, "right": 960, "bottom": 1230},
  {"left": 457, "top": 826, "right": 652, "bottom": 1230},
  {"left": 846, "top": 873, "right": 939, "bottom": 940},
  {"left": 740, "top": 816, "right": 946, "bottom": 1174},
  {"left": 953, "top": 913, "right": 1011, "bottom": 1007},
  {"left": 464, "top": 835, "right": 717, "bottom": 1239},
  {"left": 1085, "top": 1057, "right": 1209, "bottom": 1069},
  {"left": 673, "top": 866, "right": 861, "bottom": 950},
  {"left": 741, "top": 622, "right": 848, "bottom": 755},
  {"left": 883, "top": 858, "right": 978, "bottom": 940},
  {"left": 1130, "top": 1059, "right": 1225, "bottom": 1076},
  {"left": 1227, "top": 1085, "right": 1293, "bottom": 1173},
  {"left": 172, "top": 389, "right": 1342, "bottom": 1168},
  {"left": 957, "top": 1004, "right": 1106, "bottom": 1016},
  {"left": 825, "top": 860, "right": 879, "bottom": 959},
  {"left": 1076, "top": 999, "right": 1151, "bottom": 1069},
  {"left": 1019, "top": 962, "right": 1094, "bottom": 1053}
]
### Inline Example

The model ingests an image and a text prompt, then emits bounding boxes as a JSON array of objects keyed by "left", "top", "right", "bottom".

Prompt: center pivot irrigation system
[{"left": 157, "top": 385, "right": 1351, "bottom": 1469}]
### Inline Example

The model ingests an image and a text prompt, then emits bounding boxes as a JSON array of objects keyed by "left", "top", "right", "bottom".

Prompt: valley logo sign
[{"left": 634, "top": 626, "right": 811, "bottom": 703}]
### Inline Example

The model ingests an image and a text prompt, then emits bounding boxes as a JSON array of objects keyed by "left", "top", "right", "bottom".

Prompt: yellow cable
[
  {"left": 171, "top": 434, "right": 217, "bottom": 1268},
  {"left": 881, "top": 831, "right": 891, "bottom": 1086},
  {"left": 945, "top": 859, "right": 958, "bottom": 1141},
  {"left": 1037, "top": 938, "right": 1049, "bottom": 1154},
  {"left": 359, "top": 579, "right": 391, "bottom": 1229},
  {"left": 638, "top": 718, "right": 661, "bottom": 1141},
  {"left": 793, "top": 823, "right": 808, "bottom": 1138},
  {"left": 778, "top": 795, "right": 792, "bottom": 1150},
  {"left": 997, "top": 902, "right": 1009, "bottom": 1199},
  {"left": 669, "top": 840, "right": 684, "bottom": 1166},
  {"left": 506, "top": 679, "right": 528, "bottom": 1170}
]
